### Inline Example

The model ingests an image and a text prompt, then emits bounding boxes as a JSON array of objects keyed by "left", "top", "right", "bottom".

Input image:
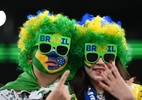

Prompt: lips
[
  {"left": 92, "top": 68, "right": 105, "bottom": 75},
  {"left": 92, "top": 67, "right": 105, "bottom": 73},
  {"left": 46, "top": 60, "right": 58, "bottom": 66}
]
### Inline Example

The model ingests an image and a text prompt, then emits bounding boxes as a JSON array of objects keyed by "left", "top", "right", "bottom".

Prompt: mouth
[
  {"left": 46, "top": 60, "right": 58, "bottom": 67},
  {"left": 92, "top": 67, "right": 105, "bottom": 74}
]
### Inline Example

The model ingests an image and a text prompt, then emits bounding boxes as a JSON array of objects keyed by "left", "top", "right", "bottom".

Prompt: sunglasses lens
[
  {"left": 57, "top": 46, "right": 68, "bottom": 55},
  {"left": 87, "top": 53, "right": 98, "bottom": 63},
  {"left": 104, "top": 54, "right": 115, "bottom": 63},
  {"left": 40, "top": 44, "right": 51, "bottom": 53}
]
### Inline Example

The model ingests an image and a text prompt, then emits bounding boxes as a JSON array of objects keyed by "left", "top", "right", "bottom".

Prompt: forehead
[{"left": 85, "top": 43, "right": 117, "bottom": 53}]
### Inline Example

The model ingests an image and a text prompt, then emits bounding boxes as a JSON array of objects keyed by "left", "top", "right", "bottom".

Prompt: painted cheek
[
  {"left": 84, "top": 60, "right": 92, "bottom": 68},
  {"left": 54, "top": 59, "right": 68, "bottom": 72},
  {"left": 35, "top": 50, "right": 48, "bottom": 69},
  {"left": 47, "top": 56, "right": 68, "bottom": 73}
]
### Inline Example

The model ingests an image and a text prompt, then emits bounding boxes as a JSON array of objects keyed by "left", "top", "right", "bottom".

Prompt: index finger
[{"left": 57, "top": 70, "right": 70, "bottom": 87}]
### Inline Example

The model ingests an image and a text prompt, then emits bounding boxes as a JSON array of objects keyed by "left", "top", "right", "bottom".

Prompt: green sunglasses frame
[
  {"left": 85, "top": 43, "right": 117, "bottom": 64},
  {"left": 37, "top": 34, "right": 71, "bottom": 56}
]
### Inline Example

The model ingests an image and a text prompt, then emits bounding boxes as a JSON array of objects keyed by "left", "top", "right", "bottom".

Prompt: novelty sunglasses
[
  {"left": 38, "top": 34, "right": 71, "bottom": 56},
  {"left": 85, "top": 43, "right": 117, "bottom": 64}
]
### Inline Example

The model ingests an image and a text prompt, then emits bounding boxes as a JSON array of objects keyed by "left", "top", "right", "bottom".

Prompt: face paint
[
  {"left": 32, "top": 34, "right": 71, "bottom": 74},
  {"left": 84, "top": 43, "right": 117, "bottom": 67}
]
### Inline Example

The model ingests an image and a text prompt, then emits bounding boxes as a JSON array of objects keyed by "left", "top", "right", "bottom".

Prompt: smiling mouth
[{"left": 46, "top": 60, "right": 58, "bottom": 66}]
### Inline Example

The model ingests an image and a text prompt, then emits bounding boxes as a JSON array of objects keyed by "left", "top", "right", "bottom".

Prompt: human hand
[
  {"left": 97, "top": 61, "right": 135, "bottom": 100},
  {"left": 46, "top": 70, "right": 71, "bottom": 100}
]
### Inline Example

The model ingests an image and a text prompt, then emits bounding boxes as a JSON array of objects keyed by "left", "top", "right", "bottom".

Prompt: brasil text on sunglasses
[
  {"left": 85, "top": 43, "right": 117, "bottom": 64},
  {"left": 37, "top": 34, "right": 71, "bottom": 56}
]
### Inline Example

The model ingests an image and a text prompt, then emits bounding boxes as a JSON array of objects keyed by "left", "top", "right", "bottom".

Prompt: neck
[
  {"left": 90, "top": 79, "right": 104, "bottom": 93},
  {"left": 33, "top": 66, "right": 61, "bottom": 88}
]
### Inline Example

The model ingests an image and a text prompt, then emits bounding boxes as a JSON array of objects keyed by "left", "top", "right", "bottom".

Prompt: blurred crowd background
[{"left": 0, "top": 0, "right": 142, "bottom": 85}]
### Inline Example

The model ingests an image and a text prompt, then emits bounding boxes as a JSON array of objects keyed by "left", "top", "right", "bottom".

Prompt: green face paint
[
  {"left": 37, "top": 34, "right": 71, "bottom": 57},
  {"left": 85, "top": 43, "right": 117, "bottom": 64}
]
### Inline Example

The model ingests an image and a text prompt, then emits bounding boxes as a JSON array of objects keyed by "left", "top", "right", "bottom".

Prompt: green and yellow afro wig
[
  {"left": 74, "top": 13, "right": 132, "bottom": 68},
  {"left": 17, "top": 10, "right": 80, "bottom": 79}
]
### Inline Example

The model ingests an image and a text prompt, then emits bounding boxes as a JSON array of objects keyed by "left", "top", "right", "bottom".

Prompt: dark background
[{"left": 0, "top": 0, "right": 142, "bottom": 84}]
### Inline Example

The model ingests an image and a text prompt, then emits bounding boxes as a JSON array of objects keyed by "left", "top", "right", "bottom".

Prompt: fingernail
[
  {"left": 98, "top": 71, "right": 101, "bottom": 74},
  {"left": 96, "top": 81, "right": 100, "bottom": 84},
  {"left": 109, "top": 60, "right": 112, "bottom": 64},
  {"left": 133, "top": 77, "right": 136, "bottom": 81}
]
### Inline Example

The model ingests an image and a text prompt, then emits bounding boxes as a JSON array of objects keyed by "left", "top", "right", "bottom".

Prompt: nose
[
  {"left": 47, "top": 50, "right": 58, "bottom": 57},
  {"left": 96, "top": 57, "right": 104, "bottom": 64}
]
